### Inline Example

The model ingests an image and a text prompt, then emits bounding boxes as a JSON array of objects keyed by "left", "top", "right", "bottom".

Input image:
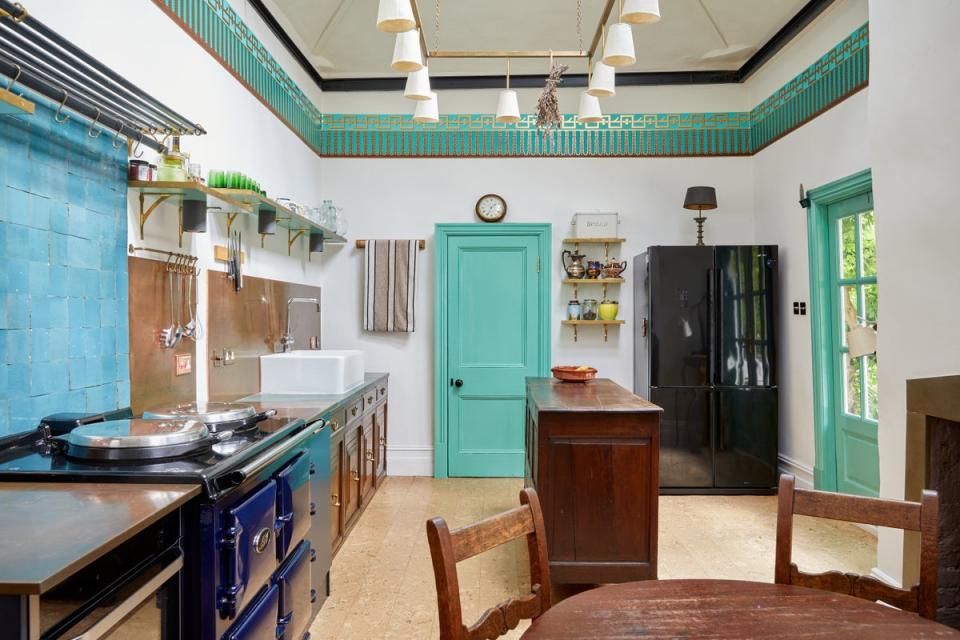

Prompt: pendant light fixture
[
  {"left": 404, "top": 66, "right": 432, "bottom": 100},
  {"left": 392, "top": 29, "right": 423, "bottom": 72},
  {"left": 376, "top": 0, "right": 416, "bottom": 32},
  {"left": 621, "top": 0, "right": 661, "bottom": 24},
  {"left": 578, "top": 59, "right": 603, "bottom": 123},
  {"left": 603, "top": 0, "right": 636, "bottom": 67},
  {"left": 413, "top": 92, "right": 439, "bottom": 123},
  {"left": 588, "top": 29, "right": 616, "bottom": 97},
  {"left": 495, "top": 58, "right": 521, "bottom": 123}
]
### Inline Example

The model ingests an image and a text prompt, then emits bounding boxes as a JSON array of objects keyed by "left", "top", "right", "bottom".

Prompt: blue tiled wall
[{"left": 0, "top": 99, "right": 130, "bottom": 434}]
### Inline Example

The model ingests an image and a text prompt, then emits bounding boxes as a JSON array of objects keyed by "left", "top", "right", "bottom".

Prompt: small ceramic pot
[
  {"left": 598, "top": 300, "right": 619, "bottom": 321},
  {"left": 586, "top": 261, "right": 602, "bottom": 279}
]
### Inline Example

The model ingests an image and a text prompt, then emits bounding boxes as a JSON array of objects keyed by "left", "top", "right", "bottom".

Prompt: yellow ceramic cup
[{"left": 598, "top": 301, "right": 619, "bottom": 321}]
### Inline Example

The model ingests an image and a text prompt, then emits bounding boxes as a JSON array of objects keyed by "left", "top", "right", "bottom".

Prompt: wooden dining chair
[
  {"left": 426, "top": 487, "right": 552, "bottom": 640},
  {"left": 776, "top": 473, "right": 940, "bottom": 619}
]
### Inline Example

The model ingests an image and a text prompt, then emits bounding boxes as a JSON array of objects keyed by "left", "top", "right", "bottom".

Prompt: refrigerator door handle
[{"left": 708, "top": 268, "right": 717, "bottom": 386}]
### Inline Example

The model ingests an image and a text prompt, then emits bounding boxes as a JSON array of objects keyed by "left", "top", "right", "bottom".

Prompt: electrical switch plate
[{"left": 175, "top": 354, "right": 192, "bottom": 376}]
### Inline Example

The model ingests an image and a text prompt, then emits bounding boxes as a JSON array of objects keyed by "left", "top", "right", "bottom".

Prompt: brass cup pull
[
  {"left": 331, "top": 494, "right": 341, "bottom": 507},
  {"left": 368, "top": 396, "right": 374, "bottom": 405},
  {"left": 380, "top": 388, "right": 386, "bottom": 396},
  {"left": 330, "top": 420, "right": 340, "bottom": 432},
  {"left": 351, "top": 407, "right": 358, "bottom": 416},
  {"left": 352, "top": 470, "right": 360, "bottom": 481},
  {"left": 379, "top": 437, "right": 386, "bottom": 445},
  {"left": 365, "top": 452, "right": 374, "bottom": 462}
]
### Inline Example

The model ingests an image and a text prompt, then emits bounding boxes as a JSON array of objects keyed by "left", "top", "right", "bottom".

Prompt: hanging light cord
[
  {"left": 577, "top": 0, "right": 583, "bottom": 54},
  {"left": 506, "top": 57, "right": 511, "bottom": 90},
  {"left": 434, "top": 0, "right": 441, "bottom": 52}
]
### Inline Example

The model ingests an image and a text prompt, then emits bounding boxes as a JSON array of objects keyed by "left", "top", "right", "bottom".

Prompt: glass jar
[
  {"left": 128, "top": 159, "right": 150, "bottom": 182},
  {"left": 582, "top": 299, "right": 598, "bottom": 320},
  {"left": 567, "top": 300, "right": 582, "bottom": 321}
]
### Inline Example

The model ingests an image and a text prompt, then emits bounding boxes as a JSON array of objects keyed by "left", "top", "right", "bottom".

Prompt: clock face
[{"left": 476, "top": 194, "right": 507, "bottom": 223}]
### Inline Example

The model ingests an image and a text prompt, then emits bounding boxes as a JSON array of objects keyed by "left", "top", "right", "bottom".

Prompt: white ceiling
[{"left": 270, "top": 0, "right": 810, "bottom": 78}]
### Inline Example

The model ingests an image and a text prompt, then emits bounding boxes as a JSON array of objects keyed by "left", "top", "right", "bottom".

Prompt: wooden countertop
[
  {"left": 0, "top": 482, "right": 199, "bottom": 595},
  {"left": 526, "top": 378, "right": 662, "bottom": 413}
]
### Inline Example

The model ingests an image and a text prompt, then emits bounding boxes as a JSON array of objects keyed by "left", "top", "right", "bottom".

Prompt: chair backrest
[
  {"left": 426, "top": 488, "right": 552, "bottom": 640},
  {"left": 776, "top": 474, "right": 940, "bottom": 619}
]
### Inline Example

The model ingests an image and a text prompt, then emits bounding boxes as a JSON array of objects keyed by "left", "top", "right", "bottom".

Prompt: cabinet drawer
[
  {"left": 346, "top": 397, "right": 364, "bottom": 424},
  {"left": 377, "top": 382, "right": 388, "bottom": 403},
  {"left": 326, "top": 408, "right": 346, "bottom": 435}
]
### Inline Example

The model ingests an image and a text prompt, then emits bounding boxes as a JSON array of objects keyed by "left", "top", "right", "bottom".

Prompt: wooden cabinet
[
  {"left": 360, "top": 416, "right": 375, "bottom": 503},
  {"left": 525, "top": 377, "right": 661, "bottom": 584},
  {"left": 374, "top": 403, "right": 387, "bottom": 485},
  {"left": 329, "top": 435, "right": 343, "bottom": 552},
  {"left": 343, "top": 427, "right": 361, "bottom": 527}
]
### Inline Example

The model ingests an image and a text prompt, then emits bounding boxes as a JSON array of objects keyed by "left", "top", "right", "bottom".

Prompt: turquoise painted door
[
  {"left": 446, "top": 234, "right": 542, "bottom": 477},
  {"left": 827, "top": 194, "right": 879, "bottom": 496}
]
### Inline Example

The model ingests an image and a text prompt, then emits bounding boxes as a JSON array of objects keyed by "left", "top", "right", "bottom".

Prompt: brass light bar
[
  {"left": 588, "top": 0, "right": 617, "bottom": 57},
  {"left": 429, "top": 50, "right": 587, "bottom": 59}
]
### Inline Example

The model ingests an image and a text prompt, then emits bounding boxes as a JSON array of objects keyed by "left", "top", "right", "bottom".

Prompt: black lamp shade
[
  {"left": 309, "top": 231, "right": 325, "bottom": 253},
  {"left": 258, "top": 208, "right": 277, "bottom": 235},
  {"left": 683, "top": 186, "right": 718, "bottom": 211},
  {"left": 181, "top": 199, "right": 207, "bottom": 233}
]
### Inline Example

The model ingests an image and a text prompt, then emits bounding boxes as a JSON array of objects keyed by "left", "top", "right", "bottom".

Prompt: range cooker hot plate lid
[
  {"left": 143, "top": 401, "right": 257, "bottom": 425},
  {"left": 63, "top": 418, "right": 210, "bottom": 449}
]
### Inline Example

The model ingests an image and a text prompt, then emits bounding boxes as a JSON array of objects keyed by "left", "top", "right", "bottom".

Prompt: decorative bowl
[{"left": 551, "top": 366, "right": 598, "bottom": 383}]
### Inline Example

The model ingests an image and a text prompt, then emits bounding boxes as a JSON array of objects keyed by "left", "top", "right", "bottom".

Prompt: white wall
[
  {"left": 319, "top": 157, "right": 755, "bottom": 474},
  {"left": 26, "top": 0, "right": 330, "bottom": 403},
  {"left": 869, "top": 0, "right": 960, "bottom": 586},
  {"left": 746, "top": 0, "right": 871, "bottom": 488}
]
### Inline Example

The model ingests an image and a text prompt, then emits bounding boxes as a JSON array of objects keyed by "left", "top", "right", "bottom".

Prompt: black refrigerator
[{"left": 634, "top": 245, "right": 779, "bottom": 494}]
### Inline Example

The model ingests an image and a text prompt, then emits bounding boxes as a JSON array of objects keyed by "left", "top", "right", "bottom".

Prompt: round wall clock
[{"left": 475, "top": 194, "right": 507, "bottom": 223}]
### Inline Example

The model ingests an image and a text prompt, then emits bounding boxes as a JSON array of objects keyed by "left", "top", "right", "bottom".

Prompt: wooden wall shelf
[
  {"left": 563, "top": 237, "right": 626, "bottom": 244},
  {"left": 217, "top": 188, "right": 347, "bottom": 244},
  {"left": 562, "top": 319, "right": 625, "bottom": 343},
  {"left": 563, "top": 278, "right": 624, "bottom": 285}
]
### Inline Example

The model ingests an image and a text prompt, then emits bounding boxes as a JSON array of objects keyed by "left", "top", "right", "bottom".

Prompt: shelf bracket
[
  {"left": 573, "top": 324, "right": 578, "bottom": 343},
  {"left": 288, "top": 228, "right": 306, "bottom": 256},
  {"left": 138, "top": 193, "right": 172, "bottom": 240},
  {"left": 225, "top": 211, "right": 240, "bottom": 236},
  {"left": 604, "top": 324, "right": 609, "bottom": 342}
]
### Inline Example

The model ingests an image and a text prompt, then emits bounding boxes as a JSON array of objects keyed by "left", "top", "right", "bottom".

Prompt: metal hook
[
  {"left": 133, "top": 132, "right": 145, "bottom": 159},
  {"left": 5, "top": 65, "right": 21, "bottom": 93},
  {"left": 111, "top": 122, "right": 126, "bottom": 149},
  {"left": 54, "top": 89, "right": 69, "bottom": 124},
  {"left": 88, "top": 109, "right": 102, "bottom": 138}
]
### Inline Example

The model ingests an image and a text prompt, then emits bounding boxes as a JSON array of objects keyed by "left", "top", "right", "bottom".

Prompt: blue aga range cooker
[{"left": 0, "top": 402, "right": 332, "bottom": 640}]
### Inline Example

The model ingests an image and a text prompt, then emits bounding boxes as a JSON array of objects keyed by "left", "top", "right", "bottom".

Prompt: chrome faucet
[{"left": 282, "top": 297, "right": 321, "bottom": 352}]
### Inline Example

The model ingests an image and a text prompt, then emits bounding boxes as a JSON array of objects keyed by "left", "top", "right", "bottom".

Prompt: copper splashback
[
  {"left": 128, "top": 256, "right": 197, "bottom": 414},
  {"left": 207, "top": 271, "right": 321, "bottom": 401}
]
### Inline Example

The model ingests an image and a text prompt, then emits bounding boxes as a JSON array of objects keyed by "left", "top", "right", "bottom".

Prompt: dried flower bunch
[{"left": 536, "top": 63, "right": 568, "bottom": 130}]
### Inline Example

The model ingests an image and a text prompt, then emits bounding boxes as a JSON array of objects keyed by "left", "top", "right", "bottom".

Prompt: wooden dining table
[{"left": 521, "top": 579, "right": 960, "bottom": 639}]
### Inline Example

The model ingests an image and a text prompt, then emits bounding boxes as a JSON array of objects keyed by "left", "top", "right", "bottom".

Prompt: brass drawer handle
[
  {"left": 379, "top": 437, "right": 386, "bottom": 446},
  {"left": 368, "top": 396, "right": 374, "bottom": 405},
  {"left": 352, "top": 470, "right": 360, "bottom": 481},
  {"left": 331, "top": 494, "right": 341, "bottom": 507},
  {"left": 380, "top": 388, "right": 386, "bottom": 396},
  {"left": 351, "top": 407, "right": 358, "bottom": 417},
  {"left": 365, "top": 451, "right": 374, "bottom": 462},
  {"left": 330, "top": 420, "right": 340, "bottom": 432}
]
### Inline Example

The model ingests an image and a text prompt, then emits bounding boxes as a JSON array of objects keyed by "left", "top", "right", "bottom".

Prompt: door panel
[
  {"left": 713, "top": 388, "right": 778, "bottom": 489},
  {"left": 648, "top": 246, "right": 713, "bottom": 388},
  {"left": 715, "top": 246, "right": 777, "bottom": 387},
  {"left": 651, "top": 387, "right": 712, "bottom": 488},
  {"left": 447, "top": 234, "right": 542, "bottom": 477}
]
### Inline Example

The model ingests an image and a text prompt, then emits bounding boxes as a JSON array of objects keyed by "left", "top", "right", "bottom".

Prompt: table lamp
[{"left": 683, "top": 186, "right": 717, "bottom": 246}]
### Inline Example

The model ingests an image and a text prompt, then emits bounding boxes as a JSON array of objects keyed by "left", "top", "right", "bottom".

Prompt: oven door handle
[
  {"left": 71, "top": 554, "right": 183, "bottom": 640},
  {"left": 226, "top": 420, "right": 325, "bottom": 487}
]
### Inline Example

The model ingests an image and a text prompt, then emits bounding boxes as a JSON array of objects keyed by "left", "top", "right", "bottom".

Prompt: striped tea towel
[{"left": 363, "top": 240, "right": 419, "bottom": 332}]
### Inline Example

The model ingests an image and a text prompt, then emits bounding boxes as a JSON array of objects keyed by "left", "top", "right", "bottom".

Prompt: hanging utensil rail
[
  {"left": 0, "top": 0, "right": 204, "bottom": 152},
  {"left": 128, "top": 244, "right": 199, "bottom": 273}
]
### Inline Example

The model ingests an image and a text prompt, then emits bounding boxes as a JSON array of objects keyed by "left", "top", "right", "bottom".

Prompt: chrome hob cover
[
  {"left": 143, "top": 402, "right": 257, "bottom": 426},
  {"left": 63, "top": 418, "right": 210, "bottom": 449}
]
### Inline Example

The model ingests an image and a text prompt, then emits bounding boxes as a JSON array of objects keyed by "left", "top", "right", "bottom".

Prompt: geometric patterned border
[{"left": 152, "top": 0, "right": 321, "bottom": 151}]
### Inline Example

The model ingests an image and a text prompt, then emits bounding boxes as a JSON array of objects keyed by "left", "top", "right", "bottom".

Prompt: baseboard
[
  {"left": 386, "top": 445, "right": 433, "bottom": 477},
  {"left": 870, "top": 566, "right": 901, "bottom": 589},
  {"left": 778, "top": 454, "right": 815, "bottom": 489}
]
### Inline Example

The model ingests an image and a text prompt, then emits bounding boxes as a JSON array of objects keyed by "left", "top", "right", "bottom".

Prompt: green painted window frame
[
  {"left": 433, "top": 223, "right": 553, "bottom": 479},
  {"left": 806, "top": 168, "right": 873, "bottom": 491}
]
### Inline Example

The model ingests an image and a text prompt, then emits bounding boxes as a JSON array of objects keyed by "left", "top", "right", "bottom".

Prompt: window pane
[
  {"left": 840, "top": 286, "right": 859, "bottom": 347},
  {"left": 844, "top": 353, "right": 862, "bottom": 416},
  {"left": 864, "top": 283, "right": 878, "bottom": 325},
  {"left": 840, "top": 215, "right": 857, "bottom": 279},
  {"left": 861, "top": 211, "right": 877, "bottom": 276},
  {"left": 866, "top": 354, "right": 879, "bottom": 420}
]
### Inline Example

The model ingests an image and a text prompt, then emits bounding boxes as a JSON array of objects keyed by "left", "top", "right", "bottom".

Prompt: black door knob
[{"left": 452, "top": 379, "right": 464, "bottom": 388}]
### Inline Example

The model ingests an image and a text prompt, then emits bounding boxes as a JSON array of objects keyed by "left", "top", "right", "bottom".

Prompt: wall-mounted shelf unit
[
  {"left": 561, "top": 319, "right": 625, "bottom": 342},
  {"left": 217, "top": 189, "right": 347, "bottom": 254},
  {"left": 129, "top": 181, "right": 251, "bottom": 244},
  {"left": 563, "top": 277, "right": 624, "bottom": 299}
]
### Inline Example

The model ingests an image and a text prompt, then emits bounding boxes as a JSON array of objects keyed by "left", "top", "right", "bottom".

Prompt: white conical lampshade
[
  {"left": 404, "top": 66, "right": 432, "bottom": 101},
  {"left": 577, "top": 92, "right": 603, "bottom": 123},
  {"left": 622, "top": 0, "right": 661, "bottom": 24},
  {"left": 392, "top": 29, "right": 423, "bottom": 72},
  {"left": 587, "top": 61, "right": 616, "bottom": 97},
  {"left": 602, "top": 23, "right": 636, "bottom": 67},
  {"left": 377, "top": 0, "right": 416, "bottom": 32},
  {"left": 413, "top": 92, "right": 439, "bottom": 123},
  {"left": 495, "top": 90, "right": 521, "bottom": 123}
]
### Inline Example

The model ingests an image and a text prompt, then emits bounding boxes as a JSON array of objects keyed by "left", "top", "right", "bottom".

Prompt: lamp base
[{"left": 694, "top": 215, "right": 707, "bottom": 246}]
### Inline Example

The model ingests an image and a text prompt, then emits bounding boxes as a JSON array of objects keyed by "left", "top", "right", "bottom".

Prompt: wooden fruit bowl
[{"left": 551, "top": 366, "right": 598, "bottom": 382}]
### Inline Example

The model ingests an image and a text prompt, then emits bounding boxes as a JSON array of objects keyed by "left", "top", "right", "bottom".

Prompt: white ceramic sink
[{"left": 260, "top": 350, "right": 365, "bottom": 395}]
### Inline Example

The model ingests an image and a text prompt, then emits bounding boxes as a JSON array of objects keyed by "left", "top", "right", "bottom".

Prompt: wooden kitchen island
[{"left": 525, "top": 377, "right": 662, "bottom": 584}]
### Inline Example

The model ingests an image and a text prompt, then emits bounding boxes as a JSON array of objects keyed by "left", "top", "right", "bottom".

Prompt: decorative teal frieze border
[
  {"left": 320, "top": 113, "right": 752, "bottom": 157},
  {"left": 750, "top": 23, "right": 869, "bottom": 152},
  {"left": 152, "top": 0, "right": 321, "bottom": 151}
]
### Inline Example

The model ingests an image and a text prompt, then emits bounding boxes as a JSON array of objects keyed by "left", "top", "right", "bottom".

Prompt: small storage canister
[
  {"left": 582, "top": 299, "right": 598, "bottom": 320},
  {"left": 567, "top": 300, "right": 582, "bottom": 321},
  {"left": 128, "top": 159, "right": 150, "bottom": 182}
]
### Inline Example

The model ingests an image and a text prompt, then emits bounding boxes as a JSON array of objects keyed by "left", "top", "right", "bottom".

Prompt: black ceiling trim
[
  {"left": 249, "top": 0, "right": 837, "bottom": 92},
  {"left": 737, "top": 0, "right": 837, "bottom": 82},
  {"left": 247, "top": 0, "right": 325, "bottom": 89}
]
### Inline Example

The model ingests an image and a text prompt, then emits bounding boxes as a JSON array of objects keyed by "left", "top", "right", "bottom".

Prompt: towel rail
[{"left": 355, "top": 240, "right": 425, "bottom": 250}]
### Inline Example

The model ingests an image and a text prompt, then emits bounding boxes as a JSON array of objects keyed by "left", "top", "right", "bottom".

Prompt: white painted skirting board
[
  {"left": 778, "top": 454, "right": 815, "bottom": 489},
  {"left": 386, "top": 445, "right": 433, "bottom": 477}
]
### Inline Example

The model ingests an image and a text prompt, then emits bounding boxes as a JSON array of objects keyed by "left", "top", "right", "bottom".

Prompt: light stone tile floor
[{"left": 309, "top": 477, "right": 877, "bottom": 640}]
